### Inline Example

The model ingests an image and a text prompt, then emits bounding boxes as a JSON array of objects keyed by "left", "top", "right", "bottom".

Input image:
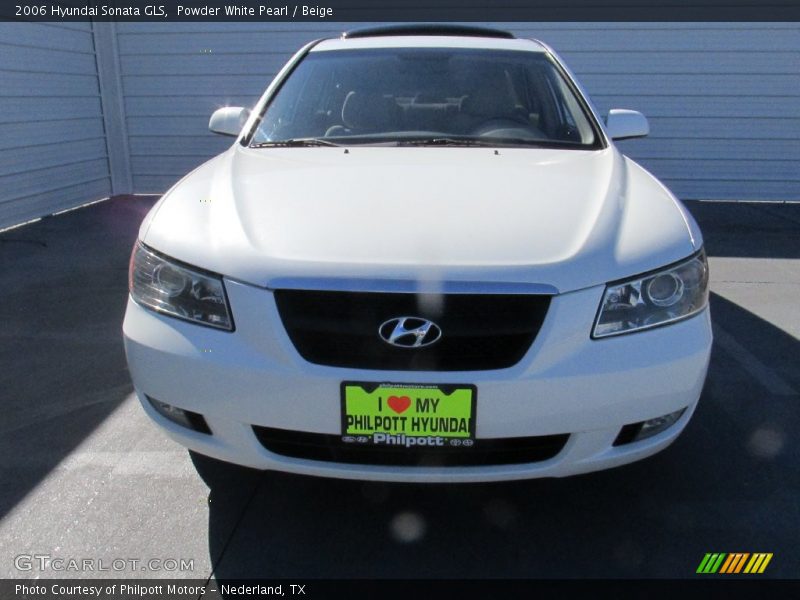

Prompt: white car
[{"left": 123, "top": 25, "right": 712, "bottom": 482}]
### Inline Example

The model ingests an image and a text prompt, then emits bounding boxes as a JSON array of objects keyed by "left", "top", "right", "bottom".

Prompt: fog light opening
[
  {"left": 613, "top": 408, "right": 686, "bottom": 446},
  {"left": 146, "top": 396, "right": 212, "bottom": 434}
]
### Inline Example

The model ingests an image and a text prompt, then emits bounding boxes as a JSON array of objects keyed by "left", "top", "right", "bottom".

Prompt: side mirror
[
  {"left": 209, "top": 106, "right": 250, "bottom": 137},
  {"left": 605, "top": 109, "right": 649, "bottom": 141}
]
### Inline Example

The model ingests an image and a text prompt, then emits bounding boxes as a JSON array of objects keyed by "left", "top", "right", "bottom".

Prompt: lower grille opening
[{"left": 253, "top": 426, "right": 569, "bottom": 467}]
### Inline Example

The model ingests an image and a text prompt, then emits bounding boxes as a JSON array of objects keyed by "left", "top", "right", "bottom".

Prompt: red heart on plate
[{"left": 387, "top": 395, "right": 411, "bottom": 414}]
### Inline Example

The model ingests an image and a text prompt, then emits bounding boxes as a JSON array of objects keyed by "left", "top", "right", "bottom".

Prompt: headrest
[{"left": 342, "top": 91, "right": 399, "bottom": 131}]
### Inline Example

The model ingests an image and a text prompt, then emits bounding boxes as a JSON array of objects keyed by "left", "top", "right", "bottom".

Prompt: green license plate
[{"left": 341, "top": 382, "right": 477, "bottom": 448}]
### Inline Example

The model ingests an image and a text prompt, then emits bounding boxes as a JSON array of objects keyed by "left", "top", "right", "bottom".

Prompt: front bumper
[{"left": 123, "top": 279, "right": 712, "bottom": 482}]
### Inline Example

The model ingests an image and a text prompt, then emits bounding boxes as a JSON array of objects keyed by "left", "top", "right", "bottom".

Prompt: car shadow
[
  {"left": 684, "top": 200, "right": 800, "bottom": 259},
  {"left": 202, "top": 291, "right": 799, "bottom": 581}
]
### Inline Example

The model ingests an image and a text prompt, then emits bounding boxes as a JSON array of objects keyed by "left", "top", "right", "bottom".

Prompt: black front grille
[
  {"left": 273, "top": 290, "right": 551, "bottom": 371},
  {"left": 253, "top": 426, "right": 569, "bottom": 467}
]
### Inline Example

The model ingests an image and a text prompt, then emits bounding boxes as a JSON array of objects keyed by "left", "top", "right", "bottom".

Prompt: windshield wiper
[
  {"left": 395, "top": 137, "right": 494, "bottom": 147},
  {"left": 251, "top": 138, "right": 340, "bottom": 148},
  {"left": 397, "top": 136, "right": 582, "bottom": 149}
]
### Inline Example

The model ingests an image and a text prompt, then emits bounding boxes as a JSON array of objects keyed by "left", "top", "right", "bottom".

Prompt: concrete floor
[{"left": 0, "top": 196, "right": 798, "bottom": 584}]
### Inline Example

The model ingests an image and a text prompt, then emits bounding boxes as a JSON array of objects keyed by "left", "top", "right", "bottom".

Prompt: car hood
[{"left": 141, "top": 145, "right": 701, "bottom": 293}]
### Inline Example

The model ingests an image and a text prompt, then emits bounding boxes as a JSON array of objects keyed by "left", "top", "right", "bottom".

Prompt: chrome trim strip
[{"left": 266, "top": 278, "right": 558, "bottom": 295}]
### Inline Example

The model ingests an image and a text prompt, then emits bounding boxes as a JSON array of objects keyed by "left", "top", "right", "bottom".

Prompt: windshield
[{"left": 250, "top": 47, "right": 602, "bottom": 148}]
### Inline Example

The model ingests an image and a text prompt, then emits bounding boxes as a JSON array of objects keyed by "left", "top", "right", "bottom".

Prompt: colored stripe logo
[{"left": 697, "top": 553, "right": 773, "bottom": 574}]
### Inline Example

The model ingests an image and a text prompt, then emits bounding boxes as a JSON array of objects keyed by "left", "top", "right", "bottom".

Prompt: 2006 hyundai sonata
[{"left": 123, "top": 25, "right": 712, "bottom": 482}]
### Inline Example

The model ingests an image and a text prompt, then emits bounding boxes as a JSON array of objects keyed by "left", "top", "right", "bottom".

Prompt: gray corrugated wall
[
  {"left": 2, "top": 22, "right": 797, "bottom": 228},
  {"left": 116, "top": 21, "right": 799, "bottom": 201},
  {"left": 117, "top": 22, "right": 342, "bottom": 192},
  {"left": 0, "top": 22, "right": 112, "bottom": 229},
  {"left": 525, "top": 23, "right": 800, "bottom": 201}
]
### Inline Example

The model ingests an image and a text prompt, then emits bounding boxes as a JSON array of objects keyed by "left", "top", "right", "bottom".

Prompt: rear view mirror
[
  {"left": 606, "top": 109, "right": 649, "bottom": 141},
  {"left": 209, "top": 106, "right": 250, "bottom": 137}
]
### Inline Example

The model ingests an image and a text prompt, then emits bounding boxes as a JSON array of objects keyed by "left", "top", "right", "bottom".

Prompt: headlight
[
  {"left": 593, "top": 250, "right": 708, "bottom": 338},
  {"left": 129, "top": 242, "right": 233, "bottom": 331}
]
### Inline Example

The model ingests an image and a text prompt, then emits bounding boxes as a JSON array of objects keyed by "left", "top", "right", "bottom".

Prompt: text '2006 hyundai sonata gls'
[{"left": 123, "top": 25, "right": 712, "bottom": 482}]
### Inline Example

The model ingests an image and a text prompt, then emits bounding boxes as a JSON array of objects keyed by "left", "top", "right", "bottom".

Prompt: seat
[
  {"left": 325, "top": 91, "right": 400, "bottom": 137},
  {"left": 454, "top": 69, "right": 528, "bottom": 134}
]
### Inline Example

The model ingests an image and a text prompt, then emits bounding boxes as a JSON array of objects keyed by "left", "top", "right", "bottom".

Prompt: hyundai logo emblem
[{"left": 378, "top": 317, "right": 442, "bottom": 348}]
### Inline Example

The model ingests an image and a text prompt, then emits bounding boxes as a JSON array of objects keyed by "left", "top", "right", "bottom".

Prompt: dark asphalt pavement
[{"left": 0, "top": 197, "right": 798, "bottom": 582}]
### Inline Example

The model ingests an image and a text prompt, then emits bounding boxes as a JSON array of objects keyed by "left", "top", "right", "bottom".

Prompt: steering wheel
[{"left": 471, "top": 118, "right": 544, "bottom": 140}]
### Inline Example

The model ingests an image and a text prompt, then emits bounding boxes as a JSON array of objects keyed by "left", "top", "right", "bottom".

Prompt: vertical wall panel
[
  {"left": 116, "top": 22, "right": 799, "bottom": 201},
  {"left": 0, "top": 23, "right": 111, "bottom": 228},
  {"left": 1, "top": 20, "right": 797, "bottom": 226},
  {"left": 504, "top": 23, "right": 800, "bottom": 201},
  {"left": 116, "top": 22, "right": 351, "bottom": 192}
]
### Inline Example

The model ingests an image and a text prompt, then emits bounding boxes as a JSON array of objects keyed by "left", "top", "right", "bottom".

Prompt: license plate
[{"left": 341, "top": 382, "right": 476, "bottom": 448}]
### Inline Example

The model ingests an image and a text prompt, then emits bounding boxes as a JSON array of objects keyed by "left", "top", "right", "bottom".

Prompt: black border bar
[
  {"left": 2, "top": 0, "right": 800, "bottom": 22},
  {"left": 3, "top": 579, "right": 800, "bottom": 600}
]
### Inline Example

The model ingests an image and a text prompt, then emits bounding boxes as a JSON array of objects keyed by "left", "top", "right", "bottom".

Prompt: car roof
[
  {"left": 312, "top": 35, "right": 547, "bottom": 53},
  {"left": 341, "top": 24, "right": 516, "bottom": 39}
]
